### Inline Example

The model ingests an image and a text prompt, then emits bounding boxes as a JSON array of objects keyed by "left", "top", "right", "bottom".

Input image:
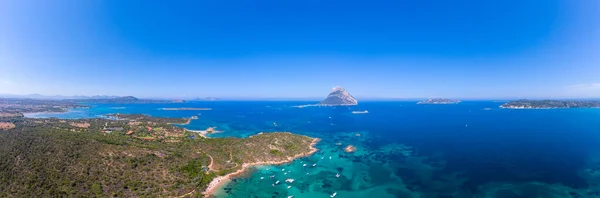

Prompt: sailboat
[{"left": 352, "top": 110, "right": 369, "bottom": 114}]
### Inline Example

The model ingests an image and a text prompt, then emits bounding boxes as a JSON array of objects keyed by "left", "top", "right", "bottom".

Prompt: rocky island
[
  {"left": 500, "top": 100, "right": 600, "bottom": 109},
  {"left": 0, "top": 105, "right": 317, "bottom": 197},
  {"left": 318, "top": 86, "right": 358, "bottom": 106},
  {"left": 417, "top": 98, "right": 461, "bottom": 104}
]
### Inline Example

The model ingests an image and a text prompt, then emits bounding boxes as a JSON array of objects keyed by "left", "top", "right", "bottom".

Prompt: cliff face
[{"left": 318, "top": 87, "right": 358, "bottom": 106}]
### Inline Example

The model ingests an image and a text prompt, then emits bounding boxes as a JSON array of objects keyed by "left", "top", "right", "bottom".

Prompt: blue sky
[{"left": 1, "top": 0, "right": 599, "bottom": 99}]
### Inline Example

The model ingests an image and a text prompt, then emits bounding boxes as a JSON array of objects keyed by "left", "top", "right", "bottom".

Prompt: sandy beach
[
  {"left": 202, "top": 138, "right": 320, "bottom": 197},
  {"left": 185, "top": 127, "right": 222, "bottom": 138},
  {"left": 185, "top": 129, "right": 210, "bottom": 138}
]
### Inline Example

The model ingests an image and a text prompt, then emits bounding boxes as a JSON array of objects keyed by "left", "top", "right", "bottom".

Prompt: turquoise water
[{"left": 26, "top": 101, "right": 600, "bottom": 197}]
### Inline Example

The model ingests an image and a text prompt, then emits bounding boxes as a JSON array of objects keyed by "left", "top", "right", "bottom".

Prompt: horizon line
[{"left": 1, "top": 93, "right": 599, "bottom": 101}]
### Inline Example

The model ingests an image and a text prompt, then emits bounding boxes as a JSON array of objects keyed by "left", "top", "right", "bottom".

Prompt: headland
[{"left": 0, "top": 99, "right": 317, "bottom": 197}]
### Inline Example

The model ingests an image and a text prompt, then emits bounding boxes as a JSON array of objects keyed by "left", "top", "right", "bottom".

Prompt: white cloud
[
  {"left": 564, "top": 83, "right": 600, "bottom": 98},
  {"left": 568, "top": 83, "right": 600, "bottom": 90}
]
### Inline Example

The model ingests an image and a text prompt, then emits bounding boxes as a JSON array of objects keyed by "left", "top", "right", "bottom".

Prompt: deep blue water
[{"left": 26, "top": 101, "right": 600, "bottom": 197}]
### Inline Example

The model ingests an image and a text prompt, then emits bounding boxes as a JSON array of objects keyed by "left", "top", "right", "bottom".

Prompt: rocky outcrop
[
  {"left": 344, "top": 145, "right": 357, "bottom": 153},
  {"left": 318, "top": 87, "right": 358, "bottom": 106}
]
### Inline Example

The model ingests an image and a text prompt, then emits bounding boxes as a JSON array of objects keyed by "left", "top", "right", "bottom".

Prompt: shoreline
[
  {"left": 202, "top": 137, "right": 320, "bottom": 197},
  {"left": 499, "top": 106, "right": 600, "bottom": 109},
  {"left": 184, "top": 129, "right": 210, "bottom": 138},
  {"left": 293, "top": 104, "right": 357, "bottom": 108},
  {"left": 185, "top": 127, "right": 223, "bottom": 138}
]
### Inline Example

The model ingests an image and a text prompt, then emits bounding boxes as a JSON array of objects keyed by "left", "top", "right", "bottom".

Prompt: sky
[{"left": 1, "top": 0, "right": 599, "bottom": 99}]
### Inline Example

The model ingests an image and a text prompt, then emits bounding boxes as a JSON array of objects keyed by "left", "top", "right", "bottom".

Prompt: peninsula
[
  {"left": 0, "top": 106, "right": 317, "bottom": 197},
  {"left": 417, "top": 98, "right": 461, "bottom": 104},
  {"left": 500, "top": 100, "right": 600, "bottom": 109},
  {"left": 0, "top": 98, "right": 88, "bottom": 113}
]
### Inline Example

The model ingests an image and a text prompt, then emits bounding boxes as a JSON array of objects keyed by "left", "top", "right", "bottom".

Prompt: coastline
[
  {"left": 202, "top": 137, "right": 320, "bottom": 197},
  {"left": 185, "top": 128, "right": 210, "bottom": 138},
  {"left": 185, "top": 127, "right": 223, "bottom": 138},
  {"left": 498, "top": 106, "right": 600, "bottom": 109},
  {"left": 293, "top": 104, "right": 357, "bottom": 108}
]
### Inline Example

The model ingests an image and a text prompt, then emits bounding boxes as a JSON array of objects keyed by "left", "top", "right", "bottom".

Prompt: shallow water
[{"left": 27, "top": 101, "right": 600, "bottom": 197}]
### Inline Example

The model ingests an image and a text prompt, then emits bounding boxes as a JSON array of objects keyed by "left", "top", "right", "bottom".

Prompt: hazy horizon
[
  {"left": 2, "top": 92, "right": 600, "bottom": 101},
  {"left": 1, "top": 1, "right": 599, "bottom": 98}
]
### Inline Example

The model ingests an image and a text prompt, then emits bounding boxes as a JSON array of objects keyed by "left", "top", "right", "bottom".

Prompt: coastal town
[{"left": 500, "top": 100, "right": 600, "bottom": 109}]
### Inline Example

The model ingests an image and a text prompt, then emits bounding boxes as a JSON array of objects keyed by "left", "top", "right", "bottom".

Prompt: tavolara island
[
  {"left": 318, "top": 87, "right": 358, "bottom": 106},
  {"left": 500, "top": 100, "right": 600, "bottom": 109},
  {"left": 417, "top": 98, "right": 461, "bottom": 104},
  {"left": 0, "top": 111, "right": 317, "bottom": 197}
]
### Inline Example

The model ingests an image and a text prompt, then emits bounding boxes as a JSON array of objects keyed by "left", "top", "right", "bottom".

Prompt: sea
[{"left": 24, "top": 101, "right": 600, "bottom": 198}]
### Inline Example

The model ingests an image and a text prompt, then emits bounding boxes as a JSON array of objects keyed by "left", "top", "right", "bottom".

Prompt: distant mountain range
[
  {"left": 64, "top": 96, "right": 182, "bottom": 104},
  {"left": 192, "top": 97, "right": 220, "bottom": 101},
  {"left": 318, "top": 87, "right": 358, "bottom": 106},
  {"left": 0, "top": 94, "right": 121, "bottom": 100}
]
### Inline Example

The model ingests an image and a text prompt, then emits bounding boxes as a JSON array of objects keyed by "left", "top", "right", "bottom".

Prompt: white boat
[
  {"left": 336, "top": 173, "right": 340, "bottom": 178},
  {"left": 282, "top": 169, "right": 285, "bottom": 171},
  {"left": 330, "top": 192, "right": 337, "bottom": 197},
  {"left": 312, "top": 164, "right": 316, "bottom": 167},
  {"left": 287, "top": 196, "right": 294, "bottom": 198},
  {"left": 303, "top": 164, "right": 307, "bottom": 167},
  {"left": 285, "top": 178, "right": 295, "bottom": 183},
  {"left": 260, "top": 177, "right": 264, "bottom": 180},
  {"left": 352, "top": 110, "right": 369, "bottom": 114},
  {"left": 329, "top": 156, "right": 332, "bottom": 159},
  {"left": 284, "top": 173, "right": 288, "bottom": 175},
  {"left": 275, "top": 181, "right": 280, "bottom": 185},
  {"left": 287, "top": 186, "right": 291, "bottom": 189}
]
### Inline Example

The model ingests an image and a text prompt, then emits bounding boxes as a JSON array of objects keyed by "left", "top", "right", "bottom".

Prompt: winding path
[{"left": 207, "top": 154, "right": 215, "bottom": 171}]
